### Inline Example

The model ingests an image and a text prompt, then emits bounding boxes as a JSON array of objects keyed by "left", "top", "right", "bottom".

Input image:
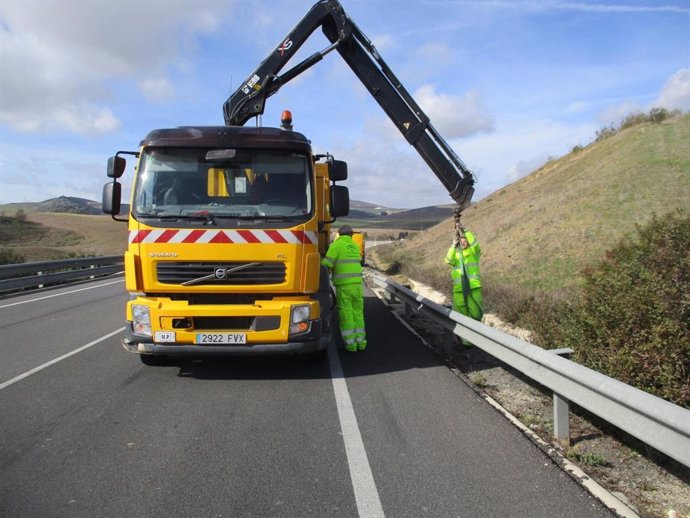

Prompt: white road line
[
  {"left": 0, "top": 278, "right": 124, "bottom": 309},
  {"left": 328, "top": 341, "right": 385, "bottom": 518},
  {"left": 0, "top": 327, "right": 125, "bottom": 391}
]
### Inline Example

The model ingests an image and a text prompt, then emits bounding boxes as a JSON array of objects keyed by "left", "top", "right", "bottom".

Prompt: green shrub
[
  {"left": 596, "top": 107, "right": 683, "bottom": 142},
  {"left": 532, "top": 211, "right": 690, "bottom": 407},
  {"left": 0, "top": 247, "right": 25, "bottom": 265}
]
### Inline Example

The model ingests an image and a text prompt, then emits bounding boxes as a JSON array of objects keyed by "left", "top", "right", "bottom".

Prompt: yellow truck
[
  {"left": 103, "top": 115, "right": 349, "bottom": 364},
  {"left": 102, "top": 0, "right": 475, "bottom": 365}
]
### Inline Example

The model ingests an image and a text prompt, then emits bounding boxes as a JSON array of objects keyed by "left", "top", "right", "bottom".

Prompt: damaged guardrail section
[
  {"left": 0, "top": 255, "right": 123, "bottom": 293},
  {"left": 372, "top": 273, "right": 690, "bottom": 468}
]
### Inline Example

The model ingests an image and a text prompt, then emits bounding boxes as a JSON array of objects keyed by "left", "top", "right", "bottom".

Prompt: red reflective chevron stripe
[
  {"left": 128, "top": 229, "right": 317, "bottom": 244},
  {"left": 292, "top": 230, "right": 309, "bottom": 243},
  {"left": 157, "top": 230, "right": 179, "bottom": 243},
  {"left": 238, "top": 230, "right": 261, "bottom": 243},
  {"left": 266, "top": 230, "right": 288, "bottom": 243},
  {"left": 130, "top": 230, "right": 151, "bottom": 243},
  {"left": 182, "top": 229, "right": 205, "bottom": 243},
  {"left": 210, "top": 231, "right": 232, "bottom": 243}
]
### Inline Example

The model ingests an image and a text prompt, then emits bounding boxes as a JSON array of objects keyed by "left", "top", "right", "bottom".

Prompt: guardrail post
[
  {"left": 553, "top": 393, "right": 570, "bottom": 448},
  {"left": 38, "top": 271, "right": 44, "bottom": 289}
]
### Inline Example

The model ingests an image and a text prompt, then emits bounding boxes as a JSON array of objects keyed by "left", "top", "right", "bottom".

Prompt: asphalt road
[{"left": 0, "top": 278, "right": 615, "bottom": 517}]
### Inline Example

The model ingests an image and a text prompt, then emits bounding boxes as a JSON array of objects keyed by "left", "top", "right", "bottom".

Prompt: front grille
[
  {"left": 157, "top": 262, "right": 286, "bottom": 286},
  {"left": 192, "top": 316, "right": 281, "bottom": 331},
  {"left": 168, "top": 293, "right": 275, "bottom": 305}
]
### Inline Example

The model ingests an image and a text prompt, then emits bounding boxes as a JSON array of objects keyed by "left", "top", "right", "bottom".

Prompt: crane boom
[{"left": 223, "top": 0, "right": 475, "bottom": 208}]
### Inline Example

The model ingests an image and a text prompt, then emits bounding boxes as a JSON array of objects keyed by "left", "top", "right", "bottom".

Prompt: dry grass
[
  {"left": 394, "top": 115, "right": 690, "bottom": 294},
  {"left": 12, "top": 213, "right": 127, "bottom": 261}
]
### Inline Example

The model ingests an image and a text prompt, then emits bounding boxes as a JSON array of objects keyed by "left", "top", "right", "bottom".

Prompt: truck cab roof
[{"left": 140, "top": 126, "right": 312, "bottom": 152}]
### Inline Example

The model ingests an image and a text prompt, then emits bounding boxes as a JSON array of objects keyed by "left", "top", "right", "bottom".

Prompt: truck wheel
[{"left": 139, "top": 354, "right": 168, "bottom": 366}]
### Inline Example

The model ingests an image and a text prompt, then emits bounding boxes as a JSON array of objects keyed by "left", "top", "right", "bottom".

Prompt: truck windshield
[{"left": 132, "top": 148, "right": 313, "bottom": 221}]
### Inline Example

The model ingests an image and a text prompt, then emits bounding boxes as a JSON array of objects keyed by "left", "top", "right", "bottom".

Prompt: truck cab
[{"left": 103, "top": 124, "right": 349, "bottom": 364}]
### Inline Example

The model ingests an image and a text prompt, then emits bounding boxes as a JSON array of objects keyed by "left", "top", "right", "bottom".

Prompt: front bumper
[{"left": 122, "top": 320, "right": 327, "bottom": 357}]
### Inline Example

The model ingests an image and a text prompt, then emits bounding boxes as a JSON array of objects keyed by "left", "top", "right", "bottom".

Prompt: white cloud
[
  {"left": 415, "top": 85, "right": 494, "bottom": 138},
  {"left": 139, "top": 78, "right": 176, "bottom": 102},
  {"left": 448, "top": 1, "right": 690, "bottom": 15},
  {"left": 597, "top": 101, "right": 641, "bottom": 126},
  {"left": 0, "top": 0, "right": 234, "bottom": 135},
  {"left": 53, "top": 105, "right": 121, "bottom": 135},
  {"left": 594, "top": 68, "right": 690, "bottom": 126},
  {"left": 371, "top": 34, "right": 395, "bottom": 52},
  {"left": 415, "top": 42, "right": 455, "bottom": 66},
  {"left": 655, "top": 68, "right": 690, "bottom": 111},
  {"left": 458, "top": 118, "right": 597, "bottom": 198},
  {"left": 330, "top": 117, "right": 453, "bottom": 208}
]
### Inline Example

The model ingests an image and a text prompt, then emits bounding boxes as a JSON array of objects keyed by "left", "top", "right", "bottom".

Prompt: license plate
[
  {"left": 195, "top": 333, "right": 247, "bottom": 345},
  {"left": 155, "top": 331, "right": 176, "bottom": 343}
]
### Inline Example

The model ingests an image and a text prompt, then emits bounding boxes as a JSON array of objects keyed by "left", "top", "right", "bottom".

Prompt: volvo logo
[{"left": 182, "top": 262, "right": 260, "bottom": 286}]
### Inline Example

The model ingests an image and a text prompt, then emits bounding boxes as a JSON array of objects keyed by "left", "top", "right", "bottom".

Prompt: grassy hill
[
  {"left": 0, "top": 213, "right": 128, "bottom": 262},
  {"left": 386, "top": 113, "right": 690, "bottom": 294},
  {"left": 0, "top": 196, "right": 102, "bottom": 215}
]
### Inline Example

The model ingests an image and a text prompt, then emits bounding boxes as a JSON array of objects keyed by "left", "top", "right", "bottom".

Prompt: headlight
[
  {"left": 289, "top": 304, "right": 311, "bottom": 334},
  {"left": 132, "top": 304, "right": 152, "bottom": 337}
]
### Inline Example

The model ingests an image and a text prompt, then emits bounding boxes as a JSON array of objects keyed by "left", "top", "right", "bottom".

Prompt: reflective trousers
[
  {"left": 452, "top": 287, "right": 483, "bottom": 322},
  {"left": 336, "top": 283, "right": 367, "bottom": 351}
]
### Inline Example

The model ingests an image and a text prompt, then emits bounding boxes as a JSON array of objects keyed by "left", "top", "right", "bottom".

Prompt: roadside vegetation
[
  {"left": 372, "top": 110, "right": 690, "bottom": 408},
  {"left": 493, "top": 210, "right": 689, "bottom": 407}
]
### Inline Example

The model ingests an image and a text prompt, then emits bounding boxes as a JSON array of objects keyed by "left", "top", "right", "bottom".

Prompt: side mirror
[
  {"left": 102, "top": 182, "right": 122, "bottom": 216},
  {"left": 329, "top": 160, "right": 347, "bottom": 182},
  {"left": 330, "top": 185, "right": 349, "bottom": 217},
  {"left": 107, "top": 156, "right": 126, "bottom": 178}
]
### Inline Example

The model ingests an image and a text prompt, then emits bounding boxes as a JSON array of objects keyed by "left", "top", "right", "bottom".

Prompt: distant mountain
[
  {"left": 349, "top": 200, "right": 401, "bottom": 216},
  {"left": 0, "top": 194, "right": 447, "bottom": 224},
  {"left": 383, "top": 204, "right": 455, "bottom": 220},
  {"left": 0, "top": 196, "right": 102, "bottom": 215},
  {"left": 0, "top": 196, "right": 399, "bottom": 218}
]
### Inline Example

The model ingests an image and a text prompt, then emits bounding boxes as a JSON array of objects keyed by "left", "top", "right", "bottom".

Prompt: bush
[
  {"left": 532, "top": 211, "right": 690, "bottom": 407},
  {"left": 0, "top": 247, "right": 25, "bottom": 265},
  {"left": 595, "top": 108, "right": 683, "bottom": 142}
]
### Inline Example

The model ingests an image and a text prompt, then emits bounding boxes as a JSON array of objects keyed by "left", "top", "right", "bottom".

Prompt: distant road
[{"left": 0, "top": 280, "right": 614, "bottom": 517}]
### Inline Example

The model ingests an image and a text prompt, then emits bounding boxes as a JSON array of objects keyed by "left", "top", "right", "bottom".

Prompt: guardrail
[
  {"left": 0, "top": 256, "right": 124, "bottom": 293},
  {"left": 372, "top": 273, "right": 690, "bottom": 468}
]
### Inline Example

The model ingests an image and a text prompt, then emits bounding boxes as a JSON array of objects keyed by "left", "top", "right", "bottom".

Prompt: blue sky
[{"left": 1, "top": 0, "right": 688, "bottom": 209}]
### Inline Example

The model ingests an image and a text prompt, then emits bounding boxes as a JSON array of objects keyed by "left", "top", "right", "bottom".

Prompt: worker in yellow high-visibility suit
[
  {"left": 322, "top": 225, "right": 367, "bottom": 352},
  {"left": 445, "top": 229, "right": 483, "bottom": 323}
]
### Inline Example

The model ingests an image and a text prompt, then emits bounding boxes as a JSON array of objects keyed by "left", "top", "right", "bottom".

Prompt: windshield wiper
[
  {"left": 212, "top": 214, "right": 265, "bottom": 220},
  {"left": 213, "top": 214, "right": 298, "bottom": 221},
  {"left": 154, "top": 213, "right": 217, "bottom": 225}
]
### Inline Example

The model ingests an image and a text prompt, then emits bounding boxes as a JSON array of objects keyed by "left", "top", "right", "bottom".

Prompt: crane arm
[{"left": 223, "top": 0, "right": 475, "bottom": 208}]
